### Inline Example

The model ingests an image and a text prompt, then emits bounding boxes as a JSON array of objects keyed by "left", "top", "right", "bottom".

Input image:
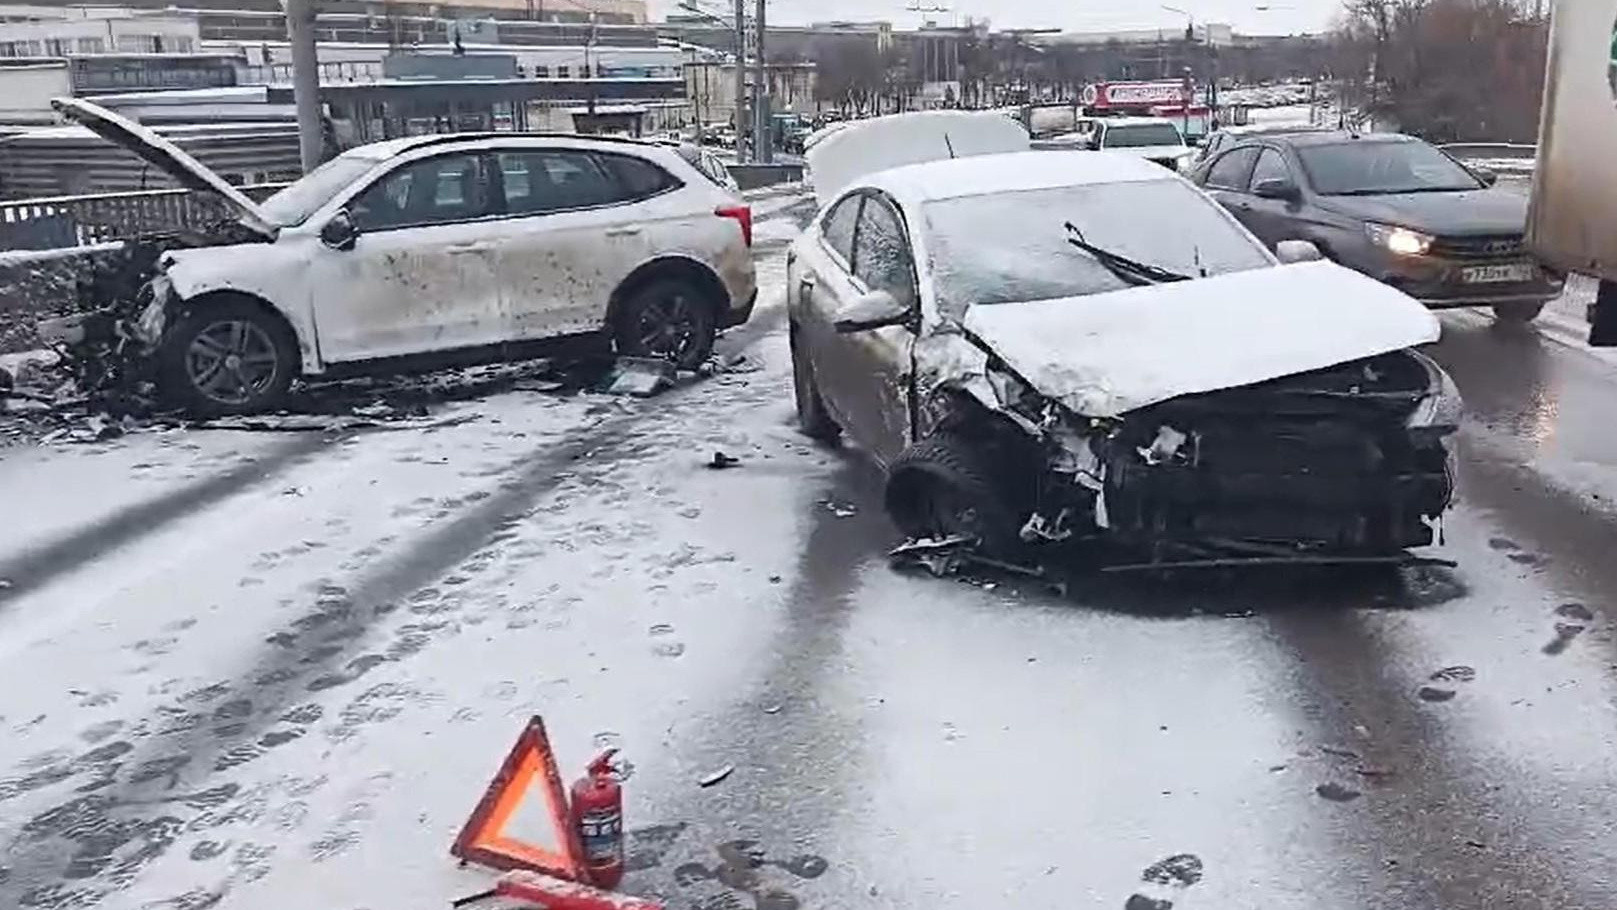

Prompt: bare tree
[{"left": 1332, "top": 0, "right": 1546, "bottom": 141}]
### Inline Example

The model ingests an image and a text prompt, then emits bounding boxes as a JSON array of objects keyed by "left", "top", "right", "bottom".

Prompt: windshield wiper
[{"left": 1064, "top": 223, "right": 1191, "bottom": 286}]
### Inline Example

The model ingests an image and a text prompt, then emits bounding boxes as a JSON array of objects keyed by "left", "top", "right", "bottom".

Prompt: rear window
[
  {"left": 1102, "top": 123, "right": 1184, "bottom": 149},
  {"left": 598, "top": 153, "right": 681, "bottom": 200}
]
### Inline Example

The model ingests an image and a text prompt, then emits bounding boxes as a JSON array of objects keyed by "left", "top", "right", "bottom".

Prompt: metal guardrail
[{"left": 0, "top": 183, "right": 289, "bottom": 252}]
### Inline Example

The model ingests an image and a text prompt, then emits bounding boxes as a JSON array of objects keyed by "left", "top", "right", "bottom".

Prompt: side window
[
  {"left": 853, "top": 197, "right": 918, "bottom": 310},
  {"left": 496, "top": 150, "right": 620, "bottom": 215},
  {"left": 1250, "top": 149, "right": 1293, "bottom": 188},
  {"left": 1206, "top": 146, "right": 1260, "bottom": 191},
  {"left": 350, "top": 152, "right": 494, "bottom": 231},
  {"left": 598, "top": 153, "right": 680, "bottom": 201},
  {"left": 820, "top": 194, "right": 861, "bottom": 266}
]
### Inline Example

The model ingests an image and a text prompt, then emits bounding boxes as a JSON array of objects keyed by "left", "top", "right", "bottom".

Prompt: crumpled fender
[{"left": 161, "top": 243, "right": 323, "bottom": 373}]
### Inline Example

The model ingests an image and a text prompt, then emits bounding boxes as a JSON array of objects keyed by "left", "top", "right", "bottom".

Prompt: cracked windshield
[{"left": 2, "top": 0, "right": 1616, "bottom": 908}]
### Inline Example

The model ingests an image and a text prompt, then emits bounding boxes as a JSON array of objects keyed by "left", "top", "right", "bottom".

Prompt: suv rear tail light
[{"left": 716, "top": 204, "right": 753, "bottom": 247}]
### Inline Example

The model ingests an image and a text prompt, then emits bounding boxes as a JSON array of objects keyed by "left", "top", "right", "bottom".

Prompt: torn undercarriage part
[{"left": 887, "top": 536, "right": 1047, "bottom": 580}]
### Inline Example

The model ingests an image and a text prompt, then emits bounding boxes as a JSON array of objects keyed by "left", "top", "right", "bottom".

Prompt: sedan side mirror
[
  {"left": 1252, "top": 178, "right": 1302, "bottom": 202},
  {"left": 1472, "top": 167, "right": 1498, "bottom": 187},
  {"left": 834, "top": 289, "right": 912, "bottom": 333},
  {"left": 320, "top": 210, "right": 359, "bottom": 251},
  {"left": 1276, "top": 239, "right": 1325, "bottom": 264}
]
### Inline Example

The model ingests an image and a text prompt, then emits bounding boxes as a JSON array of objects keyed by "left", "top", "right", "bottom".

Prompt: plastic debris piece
[
  {"left": 603, "top": 357, "right": 676, "bottom": 398},
  {"left": 698, "top": 764, "right": 735, "bottom": 788}
]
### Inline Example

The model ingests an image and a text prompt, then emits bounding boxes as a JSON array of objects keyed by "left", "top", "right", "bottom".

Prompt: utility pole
[
  {"left": 733, "top": 0, "right": 748, "bottom": 162},
  {"left": 754, "top": 0, "right": 771, "bottom": 164},
  {"left": 286, "top": 0, "right": 323, "bottom": 172}
]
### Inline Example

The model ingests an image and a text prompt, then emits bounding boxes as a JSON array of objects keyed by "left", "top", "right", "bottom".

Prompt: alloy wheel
[{"left": 184, "top": 319, "right": 281, "bottom": 406}]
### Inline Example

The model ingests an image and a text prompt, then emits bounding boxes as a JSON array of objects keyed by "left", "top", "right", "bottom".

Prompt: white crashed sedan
[{"left": 788, "top": 112, "right": 1461, "bottom": 566}]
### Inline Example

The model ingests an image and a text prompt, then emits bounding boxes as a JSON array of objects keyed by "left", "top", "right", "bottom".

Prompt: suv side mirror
[
  {"left": 1276, "top": 239, "right": 1325, "bottom": 264},
  {"left": 1252, "top": 178, "right": 1302, "bottom": 202},
  {"left": 320, "top": 210, "right": 359, "bottom": 251},
  {"left": 1472, "top": 166, "right": 1498, "bottom": 187},
  {"left": 834, "top": 289, "right": 912, "bottom": 333}
]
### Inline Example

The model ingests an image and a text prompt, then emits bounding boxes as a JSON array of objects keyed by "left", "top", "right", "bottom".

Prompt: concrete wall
[
  {"left": 686, "top": 62, "right": 819, "bottom": 126},
  {"left": 0, "top": 14, "right": 201, "bottom": 56},
  {"left": 0, "top": 61, "right": 70, "bottom": 124}
]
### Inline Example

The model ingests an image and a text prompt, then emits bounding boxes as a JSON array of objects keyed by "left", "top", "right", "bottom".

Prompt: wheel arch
[
  {"left": 606, "top": 255, "right": 729, "bottom": 327},
  {"left": 173, "top": 288, "right": 316, "bottom": 375}
]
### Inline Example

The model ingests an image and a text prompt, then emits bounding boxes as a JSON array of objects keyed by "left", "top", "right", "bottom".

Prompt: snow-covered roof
[
  {"left": 346, "top": 131, "right": 677, "bottom": 161},
  {"left": 867, "top": 150, "right": 1177, "bottom": 205}
]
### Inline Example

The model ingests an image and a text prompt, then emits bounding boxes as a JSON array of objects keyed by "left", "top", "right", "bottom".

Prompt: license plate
[{"left": 1461, "top": 263, "right": 1536, "bottom": 284}]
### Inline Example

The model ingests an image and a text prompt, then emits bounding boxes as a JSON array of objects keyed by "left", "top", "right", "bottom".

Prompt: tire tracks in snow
[{"left": 0, "top": 433, "right": 340, "bottom": 608}]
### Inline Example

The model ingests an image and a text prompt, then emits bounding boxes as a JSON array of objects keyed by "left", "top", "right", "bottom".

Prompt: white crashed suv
[{"left": 51, "top": 99, "right": 758, "bottom": 414}]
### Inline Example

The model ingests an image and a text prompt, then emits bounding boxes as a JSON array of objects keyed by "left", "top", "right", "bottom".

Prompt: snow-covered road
[{"left": 4, "top": 191, "right": 1617, "bottom": 910}]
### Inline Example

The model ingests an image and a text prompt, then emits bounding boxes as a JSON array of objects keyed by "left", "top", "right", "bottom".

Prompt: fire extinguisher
[{"left": 570, "top": 748, "right": 624, "bottom": 890}]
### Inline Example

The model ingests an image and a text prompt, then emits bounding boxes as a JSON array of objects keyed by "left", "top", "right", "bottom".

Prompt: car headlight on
[
  {"left": 1366, "top": 222, "right": 1435, "bottom": 256},
  {"left": 1406, "top": 355, "right": 1463, "bottom": 435}
]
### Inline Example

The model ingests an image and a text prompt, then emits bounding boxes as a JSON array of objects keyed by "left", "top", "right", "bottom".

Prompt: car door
[
  {"left": 793, "top": 191, "right": 863, "bottom": 422},
  {"left": 491, "top": 149, "right": 674, "bottom": 340},
  {"left": 1199, "top": 145, "right": 1261, "bottom": 226},
  {"left": 814, "top": 192, "right": 919, "bottom": 467},
  {"left": 1240, "top": 147, "right": 1304, "bottom": 247},
  {"left": 311, "top": 150, "right": 507, "bottom": 363}
]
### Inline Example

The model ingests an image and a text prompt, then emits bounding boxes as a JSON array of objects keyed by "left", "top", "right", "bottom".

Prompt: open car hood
[
  {"left": 960, "top": 260, "right": 1441, "bottom": 418},
  {"left": 806, "top": 110, "right": 1030, "bottom": 207},
  {"left": 52, "top": 97, "right": 276, "bottom": 240}
]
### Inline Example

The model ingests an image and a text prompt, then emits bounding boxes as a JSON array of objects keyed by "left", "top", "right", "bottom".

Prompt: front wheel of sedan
[
  {"left": 886, "top": 434, "right": 1023, "bottom": 555},
  {"left": 1492, "top": 301, "right": 1545, "bottom": 325},
  {"left": 159, "top": 298, "right": 298, "bottom": 416},
  {"left": 613, "top": 279, "right": 716, "bottom": 371}
]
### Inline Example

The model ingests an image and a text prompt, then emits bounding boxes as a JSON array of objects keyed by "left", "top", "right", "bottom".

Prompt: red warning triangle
[{"left": 451, "top": 715, "right": 588, "bottom": 882}]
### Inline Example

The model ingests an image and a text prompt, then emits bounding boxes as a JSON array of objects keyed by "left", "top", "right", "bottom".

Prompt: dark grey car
[{"left": 1190, "top": 132, "right": 1565, "bottom": 322}]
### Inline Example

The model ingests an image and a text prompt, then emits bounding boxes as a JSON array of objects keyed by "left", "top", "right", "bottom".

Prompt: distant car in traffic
[
  {"left": 44, "top": 99, "right": 758, "bottom": 414},
  {"left": 1191, "top": 131, "right": 1565, "bottom": 323},
  {"left": 1194, "top": 122, "right": 1324, "bottom": 166},
  {"left": 1088, "top": 116, "right": 1194, "bottom": 170},
  {"left": 792, "top": 112, "right": 1459, "bottom": 566}
]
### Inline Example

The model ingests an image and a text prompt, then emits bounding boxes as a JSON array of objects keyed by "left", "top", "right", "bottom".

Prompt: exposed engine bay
[{"left": 932, "top": 347, "right": 1457, "bottom": 569}]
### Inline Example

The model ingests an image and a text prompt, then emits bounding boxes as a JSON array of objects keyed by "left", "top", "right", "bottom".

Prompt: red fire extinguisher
[{"left": 570, "top": 749, "right": 624, "bottom": 890}]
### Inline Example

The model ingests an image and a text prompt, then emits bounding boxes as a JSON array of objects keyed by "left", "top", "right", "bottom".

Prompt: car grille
[{"left": 1429, "top": 234, "right": 1525, "bottom": 259}]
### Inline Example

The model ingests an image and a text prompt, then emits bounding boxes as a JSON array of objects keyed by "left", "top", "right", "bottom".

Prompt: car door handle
[
  {"left": 606, "top": 226, "right": 644, "bottom": 237},
  {"left": 447, "top": 242, "right": 491, "bottom": 254}
]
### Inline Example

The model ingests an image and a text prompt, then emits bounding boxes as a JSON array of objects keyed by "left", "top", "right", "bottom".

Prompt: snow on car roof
[
  {"left": 355, "top": 132, "right": 676, "bottom": 159},
  {"left": 866, "top": 150, "right": 1177, "bottom": 205}
]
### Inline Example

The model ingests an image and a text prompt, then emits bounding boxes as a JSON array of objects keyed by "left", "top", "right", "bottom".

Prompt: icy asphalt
[{"left": 1, "top": 191, "right": 1617, "bottom": 910}]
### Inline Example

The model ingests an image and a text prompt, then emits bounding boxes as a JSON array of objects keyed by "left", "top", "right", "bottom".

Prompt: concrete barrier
[
  {"left": 0, "top": 243, "right": 130, "bottom": 355},
  {"left": 727, "top": 162, "right": 805, "bottom": 191}
]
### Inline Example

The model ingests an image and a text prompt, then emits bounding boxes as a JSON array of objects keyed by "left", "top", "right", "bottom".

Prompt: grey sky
[{"left": 652, "top": 0, "right": 1340, "bottom": 37}]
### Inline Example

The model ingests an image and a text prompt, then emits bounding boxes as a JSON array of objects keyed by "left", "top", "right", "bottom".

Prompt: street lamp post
[{"left": 1161, "top": 4, "right": 1215, "bottom": 124}]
